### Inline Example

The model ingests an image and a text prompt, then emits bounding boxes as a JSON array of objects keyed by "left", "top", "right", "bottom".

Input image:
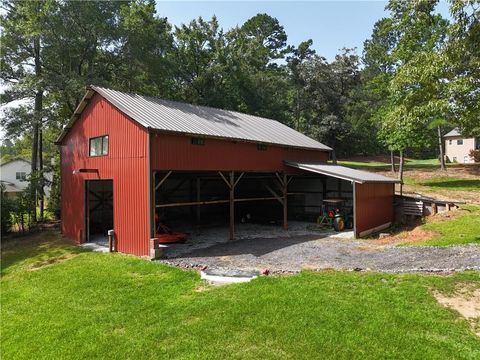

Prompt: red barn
[{"left": 57, "top": 86, "right": 399, "bottom": 257}]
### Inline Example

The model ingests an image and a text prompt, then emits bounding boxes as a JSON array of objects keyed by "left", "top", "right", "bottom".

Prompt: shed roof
[
  {"left": 57, "top": 86, "right": 331, "bottom": 151},
  {"left": 444, "top": 128, "right": 462, "bottom": 137},
  {"left": 285, "top": 161, "right": 401, "bottom": 184}
]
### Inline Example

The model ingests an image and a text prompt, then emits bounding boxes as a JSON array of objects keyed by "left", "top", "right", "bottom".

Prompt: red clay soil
[{"left": 367, "top": 208, "right": 468, "bottom": 246}]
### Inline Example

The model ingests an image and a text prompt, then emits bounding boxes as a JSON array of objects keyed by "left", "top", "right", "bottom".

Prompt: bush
[
  {"left": 469, "top": 149, "right": 480, "bottom": 163},
  {"left": 1, "top": 184, "right": 14, "bottom": 234},
  {"left": 47, "top": 168, "right": 61, "bottom": 219}
]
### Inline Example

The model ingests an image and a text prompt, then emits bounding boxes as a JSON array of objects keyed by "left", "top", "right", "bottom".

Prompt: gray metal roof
[
  {"left": 444, "top": 128, "right": 462, "bottom": 137},
  {"left": 285, "top": 161, "right": 401, "bottom": 184},
  {"left": 57, "top": 86, "right": 332, "bottom": 151}
]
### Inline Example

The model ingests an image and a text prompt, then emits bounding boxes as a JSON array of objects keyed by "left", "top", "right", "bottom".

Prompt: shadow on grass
[
  {"left": 1, "top": 230, "right": 84, "bottom": 277},
  {"left": 420, "top": 179, "right": 480, "bottom": 190}
]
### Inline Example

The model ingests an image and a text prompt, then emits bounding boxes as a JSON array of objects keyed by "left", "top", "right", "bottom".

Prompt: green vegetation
[
  {"left": 2, "top": 231, "right": 480, "bottom": 359},
  {"left": 1, "top": 0, "right": 479, "bottom": 227},
  {"left": 405, "top": 205, "right": 480, "bottom": 247},
  {"left": 404, "top": 176, "right": 480, "bottom": 192},
  {"left": 338, "top": 158, "right": 454, "bottom": 170}
]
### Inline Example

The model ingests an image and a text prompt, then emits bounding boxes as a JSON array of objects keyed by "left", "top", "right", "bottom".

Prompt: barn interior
[
  {"left": 152, "top": 171, "right": 354, "bottom": 245},
  {"left": 86, "top": 179, "right": 113, "bottom": 243}
]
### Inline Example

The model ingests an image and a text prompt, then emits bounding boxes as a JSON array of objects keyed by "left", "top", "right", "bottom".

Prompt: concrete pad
[{"left": 201, "top": 269, "right": 260, "bottom": 284}]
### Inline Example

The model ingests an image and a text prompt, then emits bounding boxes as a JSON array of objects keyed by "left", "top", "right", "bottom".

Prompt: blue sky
[{"left": 156, "top": 0, "right": 450, "bottom": 61}]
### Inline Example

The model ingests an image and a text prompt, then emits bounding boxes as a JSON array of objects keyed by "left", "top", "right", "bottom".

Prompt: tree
[
  {"left": 445, "top": 0, "right": 480, "bottom": 136},
  {"left": 372, "top": 0, "right": 450, "bottom": 181},
  {"left": 0, "top": 0, "right": 57, "bottom": 222}
]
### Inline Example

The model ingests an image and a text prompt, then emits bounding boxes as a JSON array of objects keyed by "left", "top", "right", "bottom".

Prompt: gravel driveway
[{"left": 160, "top": 235, "right": 480, "bottom": 273}]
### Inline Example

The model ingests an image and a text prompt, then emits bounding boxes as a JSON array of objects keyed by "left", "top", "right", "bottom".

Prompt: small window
[
  {"left": 89, "top": 135, "right": 109, "bottom": 156},
  {"left": 448, "top": 140, "right": 452, "bottom": 145},
  {"left": 457, "top": 139, "right": 463, "bottom": 145},
  {"left": 257, "top": 143, "right": 267, "bottom": 151},
  {"left": 16, "top": 172, "right": 26, "bottom": 181},
  {"left": 191, "top": 137, "right": 205, "bottom": 146}
]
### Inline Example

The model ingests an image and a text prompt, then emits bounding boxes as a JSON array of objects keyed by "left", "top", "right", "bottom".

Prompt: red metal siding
[
  {"left": 151, "top": 133, "right": 329, "bottom": 171},
  {"left": 355, "top": 182, "right": 394, "bottom": 236},
  {"left": 61, "top": 95, "right": 150, "bottom": 256}
]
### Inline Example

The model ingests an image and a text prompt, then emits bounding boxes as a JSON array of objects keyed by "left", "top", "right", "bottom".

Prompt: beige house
[{"left": 444, "top": 128, "right": 479, "bottom": 163}]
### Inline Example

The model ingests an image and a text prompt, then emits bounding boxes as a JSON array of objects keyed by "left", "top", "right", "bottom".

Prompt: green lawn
[
  {"left": 1, "top": 232, "right": 480, "bottom": 359},
  {"left": 404, "top": 176, "right": 480, "bottom": 192},
  {"left": 337, "top": 158, "right": 460, "bottom": 170},
  {"left": 403, "top": 205, "right": 480, "bottom": 247}
]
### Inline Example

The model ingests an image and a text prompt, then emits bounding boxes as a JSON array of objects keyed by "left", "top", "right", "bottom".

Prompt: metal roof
[
  {"left": 444, "top": 128, "right": 462, "bottom": 137},
  {"left": 285, "top": 161, "right": 401, "bottom": 184},
  {"left": 57, "top": 86, "right": 332, "bottom": 151}
]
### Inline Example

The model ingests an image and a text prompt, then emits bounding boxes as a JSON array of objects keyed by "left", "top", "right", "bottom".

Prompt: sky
[
  {"left": 0, "top": 1, "right": 451, "bottom": 144},
  {"left": 156, "top": 0, "right": 450, "bottom": 61}
]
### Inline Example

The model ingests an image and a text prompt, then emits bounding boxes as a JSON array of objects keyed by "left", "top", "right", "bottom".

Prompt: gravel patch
[{"left": 158, "top": 234, "right": 480, "bottom": 274}]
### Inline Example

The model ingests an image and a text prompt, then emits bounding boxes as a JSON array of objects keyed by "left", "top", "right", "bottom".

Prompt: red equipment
[{"left": 155, "top": 213, "right": 187, "bottom": 244}]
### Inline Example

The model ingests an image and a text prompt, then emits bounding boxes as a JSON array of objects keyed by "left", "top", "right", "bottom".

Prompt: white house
[
  {"left": 444, "top": 128, "right": 479, "bottom": 164},
  {"left": 0, "top": 158, "right": 51, "bottom": 195},
  {"left": 0, "top": 158, "right": 31, "bottom": 193}
]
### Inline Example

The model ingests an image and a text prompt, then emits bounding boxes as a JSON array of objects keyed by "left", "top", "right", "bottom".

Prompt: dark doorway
[{"left": 86, "top": 180, "right": 113, "bottom": 242}]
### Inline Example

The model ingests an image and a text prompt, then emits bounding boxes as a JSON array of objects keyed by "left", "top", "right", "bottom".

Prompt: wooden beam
[
  {"left": 155, "top": 170, "right": 172, "bottom": 191},
  {"left": 156, "top": 196, "right": 290, "bottom": 208},
  {"left": 233, "top": 172, "right": 244, "bottom": 188},
  {"left": 229, "top": 171, "right": 235, "bottom": 240},
  {"left": 156, "top": 199, "right": 229, "bottom": 208},
  {"left": 152, "top": 171, "right": 156, "bottom": 235},
  {"left": 275, "top": 172, "right": 285, "bottom": 187},
  {"left": 283, "top": 173, "right": 288, "bottom": 230},
  {"left": 196, "top": 178, "right": 201, "bottom": 223},
  {"left": 263, "top": 183, "right": 283, "bottom": 205},
  {"left": 218, "top": 171, "right": 230, "bottom": 189},
  {"left": 234, "top": 196, "right": 279, "bottom": 203}
]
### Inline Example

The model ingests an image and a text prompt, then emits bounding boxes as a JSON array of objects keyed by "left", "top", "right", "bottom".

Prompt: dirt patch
[
  {"left": 366, "top": 208, "right": 470, "bottom": 246},
  {"left": 29, "top": 254, "right": 76, "bottom": 271},
  {"left": 370, "top": 227, "right": 437, "bottom": 246},
  {"left": 433, "top": 283, "right": 480, "bottom": 336}
]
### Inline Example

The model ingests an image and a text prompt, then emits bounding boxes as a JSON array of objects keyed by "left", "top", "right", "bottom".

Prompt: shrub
[
  {"left": 47, "top": 167, "right": 61, "bottom": 219},
  {"left": 1, "top": 184, "right": 14, "bottom": 234},
  {"left": 469, "top": 149, "right": 480, "bottom": 163}
]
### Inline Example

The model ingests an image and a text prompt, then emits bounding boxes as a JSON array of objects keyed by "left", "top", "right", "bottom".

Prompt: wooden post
[
  {"left": 108, "top": 229, "right": 115, "bottom": 252},
  {"left": 229, "top": 171, "right": 234, "bottom": 240},
  {"left": 322, "top": 176, "right": 327, "bottom": 200},
  {"left": 196, "top": 178, "right": 201, "bottom": 223},
  {"left": 283, "top": 173, "right": 288, "bottom": 230},
  {"left": 151, "top": 171, "right": 156, "bottom": 237}
]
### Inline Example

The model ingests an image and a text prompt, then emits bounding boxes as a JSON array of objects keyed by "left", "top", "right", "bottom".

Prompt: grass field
[
  {"left": 403, "top": 176, "right": 480, "bottom": 192},
  {"left": 1, "top": 232, "right": 480, "bottom": 359},
  {"left": 337, "top": 158, "right": 450, "bottom": 169},
  {"left": 403, "top": 205, "right": 480, "bottom": 247}
]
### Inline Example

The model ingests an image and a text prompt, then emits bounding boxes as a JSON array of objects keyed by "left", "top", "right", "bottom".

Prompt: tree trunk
[
  {"left": 399, "top": 150, "right": 405, "bottom": 195},
  {"left": 31, "top": 104, "right": 39, "bottom": 224},
  {"left": 438, "top": 125, "right": 446, "bottom": 171},
  {"left": 390, "top": 150, "right": 396, "bottom": 173},
  {"left": 39, "top": 128, "right": 44, "bottom": 222},
  {"left": 32, "top": 33, "right": 43, "bottom": 224},
  {"left": 331, "top": 149, "right": 337, "bottom": 165}
]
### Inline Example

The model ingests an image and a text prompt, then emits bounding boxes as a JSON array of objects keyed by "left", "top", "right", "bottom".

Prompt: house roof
[
  {"left": 56, "top": 86, "right": 332, "bottom": 151},
  {"left": 444, "top": 128, "right": 462, "bottom": 137},
  {"left": 0, "top": 157, "right": 31, "bottom": 167},
  {"left": 285, "top": 161, "right": 401, "bottom": 184}
]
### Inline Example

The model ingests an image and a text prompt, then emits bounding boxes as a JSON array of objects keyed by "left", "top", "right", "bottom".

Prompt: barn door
[{"left": 85, "top": 180, "right": 113, "bottom": 242}]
